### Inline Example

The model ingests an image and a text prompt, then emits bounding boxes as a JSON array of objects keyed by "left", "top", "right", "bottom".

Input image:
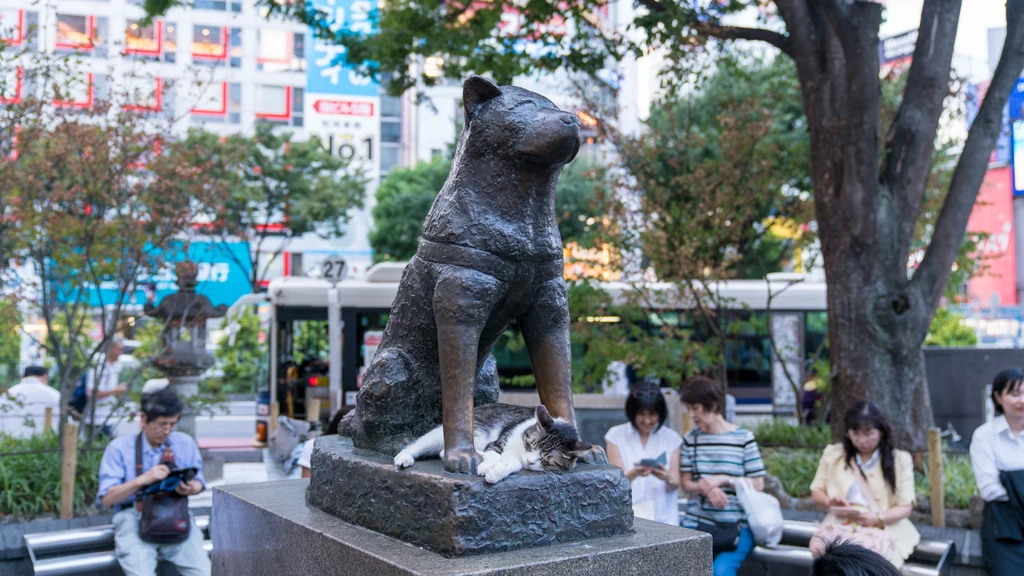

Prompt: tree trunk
[{"left": 823, "top": 257, "right": 934, "bottom": 448}]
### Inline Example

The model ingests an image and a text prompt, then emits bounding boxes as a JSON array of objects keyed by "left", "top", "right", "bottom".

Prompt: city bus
[{"left": 234, "top": 263, "right": 829, "bottom": 441}]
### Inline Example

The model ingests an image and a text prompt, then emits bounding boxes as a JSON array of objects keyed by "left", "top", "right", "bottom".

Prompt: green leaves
[
  {"left": 369, "top": 152, "right": 610, "bottom": 263},
  {"left": 215, "top": 308, "right": 266, "bottom": 390},
  {"left": 925, "top": 308, "right": 978, "bottom": 347},
  {"left": 615, "top": 53, "right": 811, "bottom": 282},
  {"left": 369, "top": 157, "right": 451, "bottom": 263}
]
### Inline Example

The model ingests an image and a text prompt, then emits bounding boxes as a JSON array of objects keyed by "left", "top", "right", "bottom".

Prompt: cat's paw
[
  {"left": 484, "top": 461, "right": 518, "bottom": 484},
  {"left": 484, "top": 466, "right": 510, "bottom": 484},
  {"left": 394, "top": 451, "right": 415, "bottom": 469},
  {"left": 477, "top": 452, "right": 500, "bottom": 477}
]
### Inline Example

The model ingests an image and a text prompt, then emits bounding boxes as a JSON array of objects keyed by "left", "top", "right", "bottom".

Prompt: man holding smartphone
[{"left": 97, "top": 385, "right": 209, "bottom": 576}]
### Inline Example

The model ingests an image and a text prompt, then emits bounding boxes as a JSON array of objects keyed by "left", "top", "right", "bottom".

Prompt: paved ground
[{"left": 189, "top": 462, "right": 270, "bottom": 509}]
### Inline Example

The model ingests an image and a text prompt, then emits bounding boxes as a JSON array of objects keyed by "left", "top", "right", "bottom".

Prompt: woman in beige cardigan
[{"left": 809, "top": 401, "right": 919, "bottom": 568}]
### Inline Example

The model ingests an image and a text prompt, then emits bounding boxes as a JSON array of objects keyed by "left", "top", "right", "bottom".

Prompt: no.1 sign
[{"left": 307, "top": 93, "right": 381, "bottom": 187}]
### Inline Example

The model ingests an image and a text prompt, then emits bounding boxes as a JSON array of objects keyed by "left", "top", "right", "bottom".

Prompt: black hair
[
  {"left": 141, "top": 387, "right": 183, "bottom": 421},
  {"left": 324, "top": 405, "right": 354, "bottom": 436},
  {"left": 681, "top": 375, "right": 725, "bottom": 415},
  {"left": 812, "top": 540, "right": 901, "bottom": 576},
  {"left": 23, "top": 365, "right": 47, "bottom": 378},
  {"left": 843, "top": 400, "right": 897, "bottom": 494},
  {"left": 625, "top": 382, "right": 668, "bottom": 432},
  {"left": 991, "top": 368, "right": 1024, "bottom": 416}
]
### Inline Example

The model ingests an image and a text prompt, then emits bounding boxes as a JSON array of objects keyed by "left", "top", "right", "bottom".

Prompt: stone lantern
[{"left": 143, "top": 260, "right": 226, "bottom": 437}]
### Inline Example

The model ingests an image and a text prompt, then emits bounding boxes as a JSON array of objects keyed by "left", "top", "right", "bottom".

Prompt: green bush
[
  {"left": 762, "top": 447, "right": 821, "bottom": 497},
  {"left": 0, "top": 432, "right": 104, "bottom": 519},
  {"left": 753, "top": 420, "right": 831, "bottom": 448},
  {"left": 916, "top": 452, "right": 977, "bottom": 510}
]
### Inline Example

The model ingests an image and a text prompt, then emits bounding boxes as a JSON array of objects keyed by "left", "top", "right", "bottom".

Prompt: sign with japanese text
[
  {"left": 62, "top": 240, "right": 252, "bottom": 308},
  {"left": 307, "top": 0, "right": 378, "bottom": 97}
]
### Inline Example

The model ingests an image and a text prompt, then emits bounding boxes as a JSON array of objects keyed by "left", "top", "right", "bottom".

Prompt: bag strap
[
  {"left": 851, "top": 457, "right": 882, "bottom": 513},
  {"left": 135, "top": 432, "right": 143, "bottom": 502}
]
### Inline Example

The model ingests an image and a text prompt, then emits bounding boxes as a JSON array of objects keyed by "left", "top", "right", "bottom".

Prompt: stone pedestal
[
  {"left": 212, "top": 480, "right": 712, "bottom": 576},
  {"left": 306, "top": 436, "right": 633, "bottom": 557}
]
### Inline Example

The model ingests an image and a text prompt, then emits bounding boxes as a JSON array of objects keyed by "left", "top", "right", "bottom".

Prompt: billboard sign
[
  {"left": 306, "top": 0, "right": 381, "bottom": 188},
  {"left": 966, "top": 80, "right": 1012, "bottom": 166},
  {"left": 879, "top": 29, "right": 917, "bottom": 76},
  {"left": 1010, "top": 77, "right": 1024, "bottom": 195},
  {"left": 64, "top": 241, "right": 252, "bottom": 308},
  {"left": 307, "top": 0, "right": 378, "bottom": 97},
  {"left": 966, "top": 166, "right": 1017, "bottom": 306}
]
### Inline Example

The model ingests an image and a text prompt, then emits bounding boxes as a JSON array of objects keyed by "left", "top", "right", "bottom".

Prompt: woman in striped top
[{"left": 680, "top": 376, "right": 767, "bottom": 576}]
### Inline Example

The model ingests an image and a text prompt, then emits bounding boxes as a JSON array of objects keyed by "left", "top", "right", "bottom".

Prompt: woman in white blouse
[
  {"left": 605, "top": 383, "right": 682, "bottom": 526},
  {"left": 970, "top": 368, "right": 1024, "bottom": 575}
]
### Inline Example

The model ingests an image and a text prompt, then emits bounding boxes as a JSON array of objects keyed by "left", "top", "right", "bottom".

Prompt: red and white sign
[
  {"left": 967, "top": 166, "right": 1018, "bottom": 306},
  {"left": 313, "top": 99, "right": 374, "bottom": 116}
]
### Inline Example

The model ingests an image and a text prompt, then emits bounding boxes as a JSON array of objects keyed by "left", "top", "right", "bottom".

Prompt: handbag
[
  {"left": 135, "top": 433, "right": 191, "bottom": 544},
  {"left": 734, "top": 477, "right": 784, "bottom": 547},
  {"left": 690, "top": 433, "right": 741, "bottom": 554},
  {"left": 809, "top": 460, "right": 894, "bottom": 561},
  {"left": 268, "top": 416, "right": 311, "bottom": 464}
]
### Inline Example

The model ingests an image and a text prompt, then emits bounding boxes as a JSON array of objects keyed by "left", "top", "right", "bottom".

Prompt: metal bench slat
[
  {"left": 31, "top": 542, "right": 212, "bottom": 576},
  {"left": 24, "top": 516, "right": 210, "bottom": 559},
  {"left": 24, "top": 527, "right": 116, "bottom": 558},
  {"left": 32, "top": 550, "right": 119, "bottom": 576}
]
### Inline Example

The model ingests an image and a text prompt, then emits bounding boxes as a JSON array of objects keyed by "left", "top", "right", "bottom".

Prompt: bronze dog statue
[{"left": 342, "top": 75, "right": 602, "bottom": 474}]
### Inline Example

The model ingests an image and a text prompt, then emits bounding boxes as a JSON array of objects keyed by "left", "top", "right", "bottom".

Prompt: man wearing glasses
[{"left": 96, "top": 385, "right": 210, "bottom": 576}]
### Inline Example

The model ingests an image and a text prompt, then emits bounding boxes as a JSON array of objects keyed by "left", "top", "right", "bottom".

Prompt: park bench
[
  {"left": 23, "top": 515, "right": 211, "bottom": 576},
  {"left": 748, "top": 520, "right": 955, "bottom": 576}
]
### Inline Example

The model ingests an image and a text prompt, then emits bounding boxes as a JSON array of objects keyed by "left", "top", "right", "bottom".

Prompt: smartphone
[{"left": 638, "top": 458, "right": 660, "bottom": 468}]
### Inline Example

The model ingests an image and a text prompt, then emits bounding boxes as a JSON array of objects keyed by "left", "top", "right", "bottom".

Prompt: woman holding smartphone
[
  {"left": 808, "top": 401, "right": 918, "bottom": 569},
  {"left": 605, "top": 381, "right": 682, "bottom": 526}
]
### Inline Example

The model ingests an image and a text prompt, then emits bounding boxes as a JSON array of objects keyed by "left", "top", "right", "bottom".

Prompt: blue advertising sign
[
  {"left": 966, "top": 81, "right": 1012, "bottom": 166},
  {"left": 70, "top": 241, "right": 252, "bottom": 308},
  {"left": 1009, "top": 77, "right": 1024, "bottom": 121},
  {"left": 307, "top": 0, "right": 379, "bottom": 96}
]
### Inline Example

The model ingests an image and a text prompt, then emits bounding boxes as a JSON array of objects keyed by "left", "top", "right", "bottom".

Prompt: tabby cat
[{"left": 394, "top": 404, "right": 592, "bottom": 483}]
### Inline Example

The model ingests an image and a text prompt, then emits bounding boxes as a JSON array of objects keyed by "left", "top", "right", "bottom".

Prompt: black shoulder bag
[
  {"left": 691, "top": 432, "right": 741, "bottom": 554},
  {"left": 135, "top": 433, "right": 191, "bottom": 544}
]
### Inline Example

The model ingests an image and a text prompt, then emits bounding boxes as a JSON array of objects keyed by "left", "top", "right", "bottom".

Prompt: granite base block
[
  {"left": 305, "top": 435, "right": 633, "bottom": 557},
  {"left": 212, "top": 480, "right": 712, "bottom": 576}
]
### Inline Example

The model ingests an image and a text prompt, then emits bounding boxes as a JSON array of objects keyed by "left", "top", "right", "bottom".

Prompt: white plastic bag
[{"left": 734, "top": 477, "right": 784, "bottom": 547}]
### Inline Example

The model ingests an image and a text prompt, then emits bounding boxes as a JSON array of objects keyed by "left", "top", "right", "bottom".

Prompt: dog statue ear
[{"left": 463, "top": 75, "right": 501, "bottom": 122}]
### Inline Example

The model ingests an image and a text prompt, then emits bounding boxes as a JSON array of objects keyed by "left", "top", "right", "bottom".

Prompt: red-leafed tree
[{"left": 1, "top": 48, "right": 233, "bottom": 443}]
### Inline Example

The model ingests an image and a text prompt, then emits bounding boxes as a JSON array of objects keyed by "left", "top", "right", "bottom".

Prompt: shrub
[
  {"left": 762, "top": 447, "right": 820, "bottom": 497},
  {"left": 752, "top": 419, "right": 831, "bottom": 448},
  {"left": 916, "top": 452, "right": 977, "bottom": 510},
  {"left": 0, "top": 432, "right": 104, "bottom": 520}
]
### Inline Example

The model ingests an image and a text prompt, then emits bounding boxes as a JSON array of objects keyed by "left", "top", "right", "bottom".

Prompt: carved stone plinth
[{"left": 305, "top": 436, "right": 634, "bottom": 557}]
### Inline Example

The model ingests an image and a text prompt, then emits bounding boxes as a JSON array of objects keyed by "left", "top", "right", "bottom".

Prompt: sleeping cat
[{"left": 394, "top": 404, "right": 593, "bottom": 484}]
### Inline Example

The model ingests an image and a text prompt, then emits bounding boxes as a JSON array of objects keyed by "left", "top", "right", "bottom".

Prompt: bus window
[{"left": 805, "top": 312, "right": 828, "bottom": 364}]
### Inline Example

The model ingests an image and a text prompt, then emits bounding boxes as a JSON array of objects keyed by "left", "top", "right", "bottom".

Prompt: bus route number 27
[{"left": 322, "top": 258, "right": 347, "bottom": 283}]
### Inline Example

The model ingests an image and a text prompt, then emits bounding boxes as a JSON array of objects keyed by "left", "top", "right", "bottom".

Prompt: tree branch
[
  {"left": 911, "top": 0, "right": 1024, "bottom": 334},
  {"left": 692, "top": 22, "right": 794, "bottom": 57},
  {"left": 883, "top": 0, "right": 963, "bottom": 261}
]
